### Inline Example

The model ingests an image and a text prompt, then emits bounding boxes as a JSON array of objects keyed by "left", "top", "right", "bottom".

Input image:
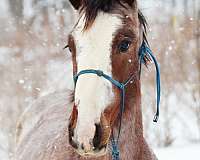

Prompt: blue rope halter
[{"left": 73, "top": 41, "right": 161, "bottom": 160}]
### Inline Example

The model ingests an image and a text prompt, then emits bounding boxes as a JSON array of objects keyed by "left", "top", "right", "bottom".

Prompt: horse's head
[{"left": 67, "top": 0, "right": 144, "bottom": 157}]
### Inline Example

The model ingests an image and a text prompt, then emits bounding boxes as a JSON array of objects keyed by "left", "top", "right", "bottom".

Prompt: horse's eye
[{"left": 118, "top": 40, "right": 131, "bottom": 53}]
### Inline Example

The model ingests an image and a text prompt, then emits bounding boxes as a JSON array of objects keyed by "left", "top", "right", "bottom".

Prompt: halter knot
[
  {"left": 96, "top": 70, "right": 104, "bottom": 77},
  {"left": 111, "top": 139, "right": 120, "bottom": 160}
]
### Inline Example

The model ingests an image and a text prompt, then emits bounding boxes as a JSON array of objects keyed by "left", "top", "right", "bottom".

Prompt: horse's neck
[{"left": 113, "top": 81, "right": 156, "bottom": 160}]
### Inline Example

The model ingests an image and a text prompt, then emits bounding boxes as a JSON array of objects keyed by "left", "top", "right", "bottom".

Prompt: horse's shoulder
[
  {"left": 142, "top": 138, "right": 158, "bottom": 160},
  {"left": 15, "top": 90, "right": 111, "bottom": 160},
  {"left": 16, "top": 90, "right": 74, "bottom": 147}
]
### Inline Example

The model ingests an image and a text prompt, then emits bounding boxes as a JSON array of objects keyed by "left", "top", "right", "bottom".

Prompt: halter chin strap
[{"left": 73, "top": 41, "right": 161, "bottom": 160}]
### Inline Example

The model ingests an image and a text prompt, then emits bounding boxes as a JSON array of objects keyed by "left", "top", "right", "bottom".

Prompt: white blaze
[{"left": 72, "top": 12, "right": 122, "bottom": 147}]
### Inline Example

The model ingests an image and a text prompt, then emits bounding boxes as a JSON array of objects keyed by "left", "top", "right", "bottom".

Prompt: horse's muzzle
[{"left": 68, "top": 109, "right": 111, "bottom": 157}]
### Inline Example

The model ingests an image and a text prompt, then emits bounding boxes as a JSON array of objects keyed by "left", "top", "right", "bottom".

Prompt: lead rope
[
  {"left": 111, "top": 85, "right": 125, "bottom": 160},
  {"left": 111, "top": 74, "right": 138, "bottom": 160},
  {"left": 111, "top": 130, "right": 120, "bottom": 160},
  {"left": 139, "top": 41, "right": 161, "bottom": 122}
]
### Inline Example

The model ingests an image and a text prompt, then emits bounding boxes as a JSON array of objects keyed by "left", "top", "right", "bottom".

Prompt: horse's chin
[{"left": 75, "top": 146, "right": 108, "bottom": 158}]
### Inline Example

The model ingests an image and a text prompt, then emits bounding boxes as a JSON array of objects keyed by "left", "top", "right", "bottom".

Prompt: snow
[
  {"left": 0, "top": 132, "right": 9, "bottom": 160},
  {"left": 0, "top": 47, "right": 12, "bottom": 65},
  {"left": 0, "top": 0, "right": 9, "bottom": 18},
  {"left": 155, "top": 144, "right": 200, "bottom": 160}
]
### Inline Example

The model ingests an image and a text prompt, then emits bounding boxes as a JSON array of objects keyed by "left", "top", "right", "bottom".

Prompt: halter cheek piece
[{"left": 73, "top": 41, "right": 161, "bottom": 160}]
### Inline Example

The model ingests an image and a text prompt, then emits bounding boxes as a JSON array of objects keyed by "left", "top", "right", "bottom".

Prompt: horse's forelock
[
  {"left": 80, "top": 0, "right": 138, "bottom": 30},
  {"left": 80, "top": 0, "right": 117, "bottom": 30}
]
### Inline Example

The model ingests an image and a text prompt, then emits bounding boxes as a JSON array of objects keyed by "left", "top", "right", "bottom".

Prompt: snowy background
[{"left": 0, "top": 0, "right": 199, "bottom": 160}]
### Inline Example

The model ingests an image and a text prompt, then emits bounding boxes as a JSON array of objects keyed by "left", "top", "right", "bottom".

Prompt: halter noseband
[{"left": 73, "top": 41, "right": 161, "bottom": 160}]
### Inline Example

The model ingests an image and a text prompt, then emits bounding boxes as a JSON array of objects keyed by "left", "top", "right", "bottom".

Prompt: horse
[{"left": 15, "top": 0, "right": 160, "bottom": 159}]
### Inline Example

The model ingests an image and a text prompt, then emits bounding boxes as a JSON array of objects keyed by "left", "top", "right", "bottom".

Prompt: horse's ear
[
  {"left": 122, "top": 0, "right": 137, "bottom": 7},
  {"left": 69, "top": 0, "right": 82, "bottom": 10}
]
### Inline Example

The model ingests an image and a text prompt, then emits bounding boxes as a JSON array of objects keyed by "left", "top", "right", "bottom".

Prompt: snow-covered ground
[{"left": 155, "top": 144, "right": 200, "bottom": 160}]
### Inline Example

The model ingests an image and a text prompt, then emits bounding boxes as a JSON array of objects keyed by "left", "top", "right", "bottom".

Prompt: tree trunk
[{"left": 8, "top": 0, "right": 23, "bottom": 25}]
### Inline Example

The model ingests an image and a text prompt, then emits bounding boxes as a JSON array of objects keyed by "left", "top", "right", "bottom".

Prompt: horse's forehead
[{"left": 72, "top": 12, "right": 122, "bottom": 48}]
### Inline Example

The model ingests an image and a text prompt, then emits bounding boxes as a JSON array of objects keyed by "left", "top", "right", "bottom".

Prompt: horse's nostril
[
  {"left": 93, "top": 123, "right": 102, "bottom": 149},
  {"left": 81, "top": 143, "right": 85, "bottom": 150}
]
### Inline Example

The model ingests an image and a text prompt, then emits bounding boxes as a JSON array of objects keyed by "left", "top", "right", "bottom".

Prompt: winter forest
[{"left": 0, "top": 0, "right": 199, "bottom": 160}]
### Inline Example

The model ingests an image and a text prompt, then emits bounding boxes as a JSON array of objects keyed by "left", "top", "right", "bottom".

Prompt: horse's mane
[{"left": 138, "top": 9, "right": 148, "bottom": 44}]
